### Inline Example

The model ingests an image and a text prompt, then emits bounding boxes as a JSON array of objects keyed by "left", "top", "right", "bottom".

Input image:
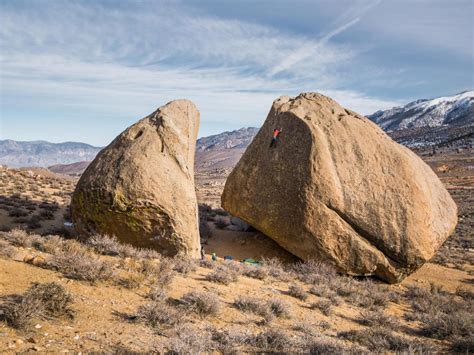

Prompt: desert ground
[{"left": 0, "top": 146, "right": 472, "bottom": 353}]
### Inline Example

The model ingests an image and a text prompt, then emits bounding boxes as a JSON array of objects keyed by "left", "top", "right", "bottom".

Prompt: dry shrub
[
  {"left": 268, "top": 298, "right": 291, "bottom": 318},
  {"left": 311, "top": 299, "right": 333, "bottom": 316},
  {"left": 173, "top": 256, "right": 197, "bottom": 275},
  {"left": 208, "top": 325, "right": 254, "bottom": 351},
  {"left": 166, "top": 323, "right": 215, "bottom": 354},
  {"left": 24, "top": 282, "right": 74, "bottom": 318},
  {"left": 206, "top": 264, "right": 239, "bottom": 285},
  {"left": 404, "top": 284, "right": 473, "bottom": 342},
  {"left": 147, "top": 283, "right": 168, "bottom": 302},
  {"left": 310, "top": 284, "right": 342, "bottom": 306},
  {"left": 307, "top": 335, "right": 362, "bottom": 354},
  {"left": 41, "top": 235, "right": 67, "bottom": 254},
  {"left": 242, "top": 264, "right": 269, "bottom": 280},
  {"left": 0, "top": 296, "right": 43, "bottom": 329},
  {"left": 200, "top": 259, "right": 215, "bottom": 269},
  {"left": 137, "top": 301, "right": 182, "bottom": 328},
  {"left": 0, "top": 282, "right": 73, "bottom": 329},
  {"left": 358, "top": 309, "right": 398, "bottom": 328},
  {"left": 234, "top": 295, "right": 272, "bottom": 320},
  {"left": 1, "top": 229, "right": 39, "bottom": 248},
  {"left": 27, "top": 215, "right": 42, "bottom": 229},
  {"left": 87, "top": 234, "right": 122, "bottom": 256},
  {"left": 339, "top": 328, "right": 435, "bottom": 352},
  {"left": 87, "top": 234, "right": 161, "bottom": 260},
  {"left": 253, "top": 328, "right": 293, "bottom": 352},
  {"left": 39, "top": 209, "right": 55, "bottom": 220},
  {"left": 214, "top": 217, "right": 229, "bottom": 229},
  {"left": 261, "top": 257, "right": 290, "bottom": 281},
  {"left": 151, "top": 258, "right": 176, "bottom": 287},
  {"left": 180, "top": 291, "right": 220, "bottom": 317},
  {"left": 288, "top": 283, "right": 308, "bottom": 301},
  {"left": 291, "top": 260, "right": 336, "bottom": 284},
  {"left": 9, "top": 208, "right": 28, "bottom": 217},
  {"left": 0, "top": 239, "right": 16, "bottom": 258},
  {"left": 119, "top": 272, "right": 146, "bottom": 289},
  {"left": 48, "top": 240, "right": 114, "bottom": 282}
]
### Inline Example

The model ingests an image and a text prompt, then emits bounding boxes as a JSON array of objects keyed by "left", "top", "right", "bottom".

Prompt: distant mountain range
[
  {"left": 0, "top": 140, "right": 102, "bottom": 168},
  {"left": 368, "top": 91, "right": 473, "bottom": 147},
  {"left": 196, "top": 127, "right": 259, "bottom": 151},
  {"left": 368, "top": 91, "right": 473, "bottom": 131},
  {"left": 2, "top": 91, "right": 472, "bottom": 171}
]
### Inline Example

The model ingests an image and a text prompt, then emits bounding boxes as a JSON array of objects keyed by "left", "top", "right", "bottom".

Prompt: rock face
[
  {"left": 71, "top": 100, "right": 201, "bottom": 257},
  {"left": 222, "top": 93, "right": 457, "bottom": 283}
]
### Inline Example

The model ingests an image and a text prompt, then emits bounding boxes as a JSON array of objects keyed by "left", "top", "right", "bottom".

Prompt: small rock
[
  {"left": 31, "top": 255, "right": 46, "bottom": 267},
  {"left": 15, "top": 339, "right": 24, "bottom": 345},
  {"left": 73, "top": 335, "right": 80, "bottom": 341},
  {"left": 34, "top": 324, "right": 42, "bottom": 329}
]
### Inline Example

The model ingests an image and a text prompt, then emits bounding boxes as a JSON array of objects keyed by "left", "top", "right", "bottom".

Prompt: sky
[{"left": 0, "top": 0, "right": 473, "bottom": 146}]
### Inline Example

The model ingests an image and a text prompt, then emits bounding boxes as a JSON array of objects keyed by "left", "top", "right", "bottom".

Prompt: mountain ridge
[{"left": 3, "top": 91, "right": 472, "bottom": 169}]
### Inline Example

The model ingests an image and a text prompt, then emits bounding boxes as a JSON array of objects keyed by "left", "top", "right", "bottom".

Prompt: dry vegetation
[
  {"left": 1, "top": 228, "right": 472, "bottom": 352},
  {"left": 0, "top": 150, "right": 473, "bottom": 353}
]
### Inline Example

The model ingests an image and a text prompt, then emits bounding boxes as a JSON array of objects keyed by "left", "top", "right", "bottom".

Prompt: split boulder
[{"left": 71, "top": 100, "right": 201, "bottom": 257}]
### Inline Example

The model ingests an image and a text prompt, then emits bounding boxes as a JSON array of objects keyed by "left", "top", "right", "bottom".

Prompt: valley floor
[{"left": 0, "top": 146, "right": 472, "bottom": 353}]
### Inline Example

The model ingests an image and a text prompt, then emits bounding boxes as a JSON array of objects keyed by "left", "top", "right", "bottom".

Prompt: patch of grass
[{"left": 180, "top": 291, "right": 220, "bottom": 317}]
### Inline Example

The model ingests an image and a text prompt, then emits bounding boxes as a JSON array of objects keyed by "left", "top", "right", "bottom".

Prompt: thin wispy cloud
[{"left": 0, "top": 0, "right": 471, "bottom": 145}]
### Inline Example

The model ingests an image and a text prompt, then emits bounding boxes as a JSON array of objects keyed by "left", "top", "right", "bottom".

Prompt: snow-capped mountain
[{"left": 368, "top": 91, "right": 473, "bottom": 131}]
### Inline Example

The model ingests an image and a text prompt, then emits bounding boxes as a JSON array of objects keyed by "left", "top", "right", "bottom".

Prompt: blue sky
[{"left": 1, "top": 0, "right": 472, "bottom": 146}]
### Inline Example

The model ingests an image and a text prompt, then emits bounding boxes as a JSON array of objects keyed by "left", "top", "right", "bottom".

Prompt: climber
[{"left": 269, "top": 128, "right": 282, "bottom": 148}]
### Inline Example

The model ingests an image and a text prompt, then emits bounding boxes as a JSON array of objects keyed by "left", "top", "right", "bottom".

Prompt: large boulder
[
  {"left": 222, "top": 93, "right": 457, "bottom": 283},
  {"left": 71, "top": 100, "right": 201, "bottom": 257}
]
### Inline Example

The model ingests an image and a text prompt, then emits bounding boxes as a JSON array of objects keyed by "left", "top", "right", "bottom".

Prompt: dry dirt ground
[{"left": 0, "top": 147, "right": 472, "bottom": 353}]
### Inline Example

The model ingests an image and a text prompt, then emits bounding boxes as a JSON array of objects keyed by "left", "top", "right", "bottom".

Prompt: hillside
[{"left": 0, "top": 140, "right": 101, "bottom": 168}]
